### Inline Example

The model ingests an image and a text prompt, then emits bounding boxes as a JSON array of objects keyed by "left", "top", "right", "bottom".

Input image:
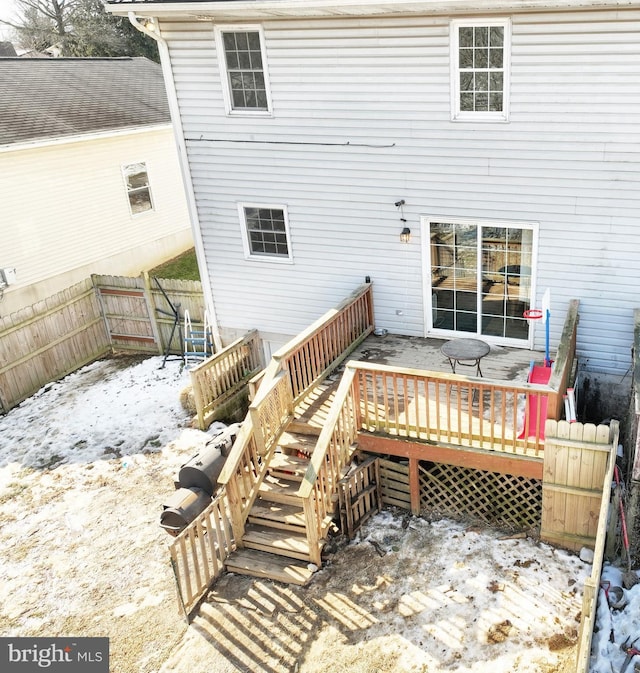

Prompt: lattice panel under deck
[{"left": 418, "top": 461, "right": 542, "bottom": 531}]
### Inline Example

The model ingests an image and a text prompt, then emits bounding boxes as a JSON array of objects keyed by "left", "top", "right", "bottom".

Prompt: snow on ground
[
  {"left": 591, "top": 563, "right": 640, "bottom": 673},
  {"left": 0, "top": 355, "right": 219, "bottom": 673},
  {"left": 0, "top": 353, "right": 629, "bottom": 672}
]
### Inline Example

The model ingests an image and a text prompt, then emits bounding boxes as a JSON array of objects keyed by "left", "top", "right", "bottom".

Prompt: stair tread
[
  {"left": 259, "top": 477, "right": 303, "bottom": 505},
  {"left": 225, "top": 548, "right": 315, "bottom": 586},
  {"left": 250, "top": 501, "right": 306, "bottom": 527},
  {"left": 278, "top": 431, "right": 318, "bottom": 454},
  {"left": 269, "top": 453, "right": 309, "bottom": 479},
  {"left": 244, "top": 525, "right": 310, "bottom": 553}
]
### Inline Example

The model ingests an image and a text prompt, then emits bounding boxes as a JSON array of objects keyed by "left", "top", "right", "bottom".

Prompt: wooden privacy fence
[
  {"left": 169, "top": 489, "right": 236, "bottom": 618},
  {"left": 0, "top": 278, "right": 111, "bottom": 412},
  {"left": 190, "top": 330, "right": 263, "bottom": 430},
  {"left": 541, "top": 420, "right": 618, "bottom": 552},
  {"left": 94, "top": 273, "right": 206, "bottom": 355},
  {"left": 567, "top": 419, "right": 619, "bottom": 673},
  {"left": 0, "top": 274, "right": 206, "bottom": 414}
]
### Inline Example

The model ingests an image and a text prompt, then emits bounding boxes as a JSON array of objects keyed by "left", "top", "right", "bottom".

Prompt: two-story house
[
  {"left": 107, "top": 0, "right": 640, "bottom": 410},
  {"left": 1, "top": 57, "right": 194, "bottom": 316}
]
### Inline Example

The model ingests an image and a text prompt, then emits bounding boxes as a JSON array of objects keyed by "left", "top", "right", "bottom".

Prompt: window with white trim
[
  {"left": 216, "top": 26, "right": 272, "bottom": 114},
  {"left": 122, "top": 162, "right": 153, "bottom": 215},
  {"left": 426, "top": 218, "right": 536, "bottom": 342},
  {"left": 451, "top": 19, "right": 510, "bottom": 121},
  {"left": 239, "top": 204, "right": 292, "bottom": 261}
]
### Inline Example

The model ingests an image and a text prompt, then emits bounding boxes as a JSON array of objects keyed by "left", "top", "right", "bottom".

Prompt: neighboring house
[
  {"left": 106, "top": 1, "right": 640, "bottom": 385},
  {"left": 0, "top": 57, "right": 193, "bottom": 316},
  {"left": 0, "top": 42, "right": 17, "bottom": 57}
]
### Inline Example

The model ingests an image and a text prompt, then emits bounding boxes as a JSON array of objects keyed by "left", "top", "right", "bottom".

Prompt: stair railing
[
  {"left": 218, "top": 282, "right": 374, "bottom": 543},
  {"left": 298, "top": 366, "right": 360, "bottom": 565}
]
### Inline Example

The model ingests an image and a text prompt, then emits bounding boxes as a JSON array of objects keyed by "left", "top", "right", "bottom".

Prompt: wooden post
[
  {"left": 605, "top": 486, "right": 620, "bottom": 561},
  {"left": 225, "top": 478, "right": 245, "bottom": 546},
  {"left": 409, "top": 458, "right": 421, "bottom": 515},
  {"left": 142, "top": 271, "right": 164, "bottom": 355},
  {"left": 303, "top": 498, "right": 322, "bottom": 565}
]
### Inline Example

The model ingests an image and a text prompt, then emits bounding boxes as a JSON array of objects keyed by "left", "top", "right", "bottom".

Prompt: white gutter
[
  {"left": 0, "top": 123, "right": 172, "bottom": 154},
  {"left": 128, "top": 13, "right": 223, "bottom": 351},
  {"left": 109, "top": 0, "right": 640, "bottom": 20}
]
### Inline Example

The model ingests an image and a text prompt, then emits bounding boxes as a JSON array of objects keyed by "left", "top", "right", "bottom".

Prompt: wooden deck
[{"left": 295, "top": 333, "right": 536, "bottom": 431}]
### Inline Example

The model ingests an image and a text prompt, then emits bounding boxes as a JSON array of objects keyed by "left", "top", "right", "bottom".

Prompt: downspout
[{"left": 128, "top": 13, "right": 223, "bottom": 351}]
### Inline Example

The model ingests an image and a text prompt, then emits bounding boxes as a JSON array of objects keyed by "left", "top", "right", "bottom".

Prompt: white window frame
[
  {"left": 122, "top": 161, "right": 154, "bottom": 216},
  {"left": 421, "top": 216, "right": 538, "bottom": 348},
  {"left": 450, "top": 18, "right": 511, "bottom": 123},
  {"left": 215, "top": 25, "right": 273, "bottom": 116},
  {"left": 238, "top": 203, "right": 293, "bottom": 263}
]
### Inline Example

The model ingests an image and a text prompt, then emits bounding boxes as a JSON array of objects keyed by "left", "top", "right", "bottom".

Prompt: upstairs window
[
  {"left": 122, "top": 162, "right": 153, "bottom": 215},
  {"left": 451, "top": 19, "right": 510, "bottom": 122},
  {"left": 216, "top": 26, "right": 272, "bottom": 115},
  {"left": 239, "top": 204, "right": 292, "bottom": 262}
]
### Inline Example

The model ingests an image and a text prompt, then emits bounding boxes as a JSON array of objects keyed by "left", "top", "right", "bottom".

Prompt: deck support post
[{"left": 409, "top": 458, "right": 421, "bottom": 515}]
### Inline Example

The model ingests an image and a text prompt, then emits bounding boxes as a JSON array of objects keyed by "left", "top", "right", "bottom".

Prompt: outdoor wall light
[{"left": 400, "top": 227, "right": 411, "bottom": 243}]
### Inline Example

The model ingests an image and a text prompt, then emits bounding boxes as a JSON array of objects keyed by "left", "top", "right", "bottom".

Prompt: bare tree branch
[{"left": 5, "top": 0, "right": 158, "bottom": 59}]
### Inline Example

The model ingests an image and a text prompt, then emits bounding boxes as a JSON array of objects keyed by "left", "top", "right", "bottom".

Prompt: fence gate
[
  {"left": 541, "top": 420, "right": 618, "bottom": 552},
  {"left": 95, "top": 275, "right": 158, "bottom": 353}
]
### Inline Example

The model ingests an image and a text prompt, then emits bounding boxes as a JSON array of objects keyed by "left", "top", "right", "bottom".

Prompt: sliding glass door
[{"left": 427, "top": 220, "right": 535, "bottom": 342}]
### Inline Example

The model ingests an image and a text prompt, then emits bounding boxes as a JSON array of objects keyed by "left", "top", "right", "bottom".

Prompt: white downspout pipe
[{"left": 128, "top": 13, "right": 223, "bottom": 351}]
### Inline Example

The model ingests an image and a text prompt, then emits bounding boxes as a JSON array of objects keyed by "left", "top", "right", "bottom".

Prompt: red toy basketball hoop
[{"left": 523, "top": 309, "right": 543, "bottom": 320}]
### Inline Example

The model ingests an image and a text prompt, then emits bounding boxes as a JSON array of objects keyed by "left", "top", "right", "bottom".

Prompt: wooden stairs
[{"left": 225, "top": 428, "right": 326, "bottom": 586}]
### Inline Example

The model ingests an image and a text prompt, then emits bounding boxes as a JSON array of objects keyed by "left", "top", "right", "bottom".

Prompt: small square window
[
  {"left": 451, "top": 19, "right": 510, "bottom": 121},
  {"left": 122, "top": 162, "right": 153, "bottom": 215},
  {"left": 216, "top": 26, "right": 272, "bottom": 115},
  {"left": 239, "top": 204, "right": 292, "bottom": 262}
]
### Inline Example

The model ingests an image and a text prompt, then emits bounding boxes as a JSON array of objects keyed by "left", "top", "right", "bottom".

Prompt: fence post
[{"left": 142, "top": 271, "right": 164, "bottom": 356}]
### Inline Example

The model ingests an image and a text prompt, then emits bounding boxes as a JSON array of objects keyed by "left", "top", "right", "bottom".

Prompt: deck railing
[
  {"left": 274, "top": 283, "right": 374, "bottom": 402},
  {"left": 169, "top": 488, "right": 235, "bottom": 618},
  {"left": 217, "top": 283, "right": 374, "bottom": 541},
  {"left": 189, "top": 329, "right": 263, "bottom": 430},
  {"left": 353, "top": 361, "right": 551, "bottom": 456},
  {"left": 298, "top": 367, "right": 360, "bottom": 564}
]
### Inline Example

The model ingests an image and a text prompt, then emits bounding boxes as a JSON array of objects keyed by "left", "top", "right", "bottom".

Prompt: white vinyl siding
[
  {"left": 2, "top": 128, "right": 192, "bottom": 313},
  {"left": 214, "top": 25, "right": 272, "bottom": 115},
  {"left": 164, "top": 11, "right": 640, "bottom": 375}
]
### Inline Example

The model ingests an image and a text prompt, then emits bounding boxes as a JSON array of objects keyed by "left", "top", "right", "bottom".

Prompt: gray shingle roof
[{"left": 0, "top": 57, "right": 170, "bottom": 147}]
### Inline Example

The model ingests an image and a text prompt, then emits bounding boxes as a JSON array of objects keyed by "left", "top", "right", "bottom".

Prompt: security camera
[{"left": 395, "top": 200, "right": 405, "bottom": 207}]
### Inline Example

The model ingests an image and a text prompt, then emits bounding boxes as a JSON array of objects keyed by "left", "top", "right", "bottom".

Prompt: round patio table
[{"left": 441, "top": 338, "right": 491, "bottom": 377}]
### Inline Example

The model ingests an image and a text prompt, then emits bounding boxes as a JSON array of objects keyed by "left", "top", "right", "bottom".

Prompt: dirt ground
[
  {"left": 161, "top": 512, "right": 587, "bottom": 673},
  {"left": 0, "top": 355, "right": 588, "bottom": 673}
]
